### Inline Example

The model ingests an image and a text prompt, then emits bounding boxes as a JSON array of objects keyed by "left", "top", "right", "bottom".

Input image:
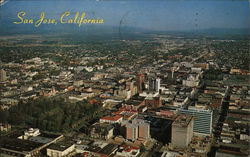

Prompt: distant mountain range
[{"left": 0, "top": 23, "right": 248, "bottom": 40}]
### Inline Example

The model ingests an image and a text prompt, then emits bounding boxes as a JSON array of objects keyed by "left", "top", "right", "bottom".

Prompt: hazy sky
[{"left": 0, "top": 0, "right": 249, "bottom": 32}]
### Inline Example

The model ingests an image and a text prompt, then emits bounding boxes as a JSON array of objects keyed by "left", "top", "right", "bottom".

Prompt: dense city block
[{"left": 0, "top": 32, "right": 249, "bottom": 157}]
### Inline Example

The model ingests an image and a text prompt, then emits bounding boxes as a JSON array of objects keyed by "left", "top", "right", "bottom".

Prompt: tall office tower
[
  {"left": 171, "top": 114, "right": 194, "bottom": 148},
  {"left": 126, "top": 123, "right": 138, "bottom": 141},
  {"left": 137, "top": 120, "right": 150, "bottom": 139},
  {"left": 148, "top": 77, "right": 155, "bottom": 92},
  {"left": 0, "top": 69, "right": 7, "bottom": 82},
  {"left": 179, "top": 107, "right": 213, "bottom": 135},
  {"left": 153, "top": 96, "right": 162, "bottom": 108},
  {"left": 126, "top": 81, "right": 137, "bottom": 96},
  {"left": 125, "top": 119, "right": 150, "bottom": 141},
  {"left": 148, "top": 77, "right": 161, "bottom": 92},
  {"left": 155, "top": 78, "right": 161, "bottom": 92},
  {"left": 136, "top": 73, "right": 145, "bottom": 93}
]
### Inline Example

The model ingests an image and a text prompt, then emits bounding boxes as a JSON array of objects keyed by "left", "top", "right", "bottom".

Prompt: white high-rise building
[
  {"left": 179, "top": 107, "right": 213, "bottom": 135},
  {"left": 172, "top": 115, "right": 194, "bottom": 148},
  {"left": 155, "top": 78, "right": 161, "bottom": 92}
]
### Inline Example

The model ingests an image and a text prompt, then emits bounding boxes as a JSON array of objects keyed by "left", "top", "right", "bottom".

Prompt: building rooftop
[
  {"left": 118, "top": 144, "right": 139, "bottom": 153},
  {"left": 29, "top": 136, "right": 54, "bottom": 144},
  {"left": 0, "top": 137, "right": 43, "bottom": 152},
  {"left": 98, "top": 143, "right": 118, "bottom": 156},
  {"left": 172, "top": 114, "right": 193, "bottom": 127},
  {"left": 91, "top": 122, "right": 114, "bottom": 131},
  {"left": 47, "top": 138, "right": 75, "bottom": 151},
  {"left": 100, "top": 114, "right": 123, "bottom": 121}
]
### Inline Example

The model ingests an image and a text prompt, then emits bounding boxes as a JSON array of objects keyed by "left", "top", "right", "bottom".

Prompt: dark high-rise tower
[
  {"left": 136, "top": 73, "right": 145, "bottom": 93},
  {"left": 148, "top": 77, "right": 161, "bottom": 92}
]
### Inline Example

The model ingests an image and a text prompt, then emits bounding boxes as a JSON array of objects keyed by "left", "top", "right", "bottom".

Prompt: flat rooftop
[
  {"left": 172, "top": 114, "right": 193, "bottom": 127},
  {"left": 98, "top": 143, "right": 118, "bottom": 155},
  {"left": 29, "top": 136, "right": 54, "bottom": 144},
  {"left": 47, "top": 138, "right": 75, "bottom": 151},
  {"left": 0, "top": 137, "right": 44, "bottom": 152}
]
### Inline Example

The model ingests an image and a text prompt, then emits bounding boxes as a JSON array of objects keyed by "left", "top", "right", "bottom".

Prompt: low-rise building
[
  {"left": 90, "top": 123, "right": 114, "bottom": 140},
  {"left": 0, "top": 123, "right": 11, "bottom": 132},
  {"left": 116, "top": 145, "right": 140, "bottom": 157},
  {"left": 47, "top": 140, "right": 75, "bottom": 157},
  {"left": 100, "top": 115, "right": 123, "bottom": 124}
]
